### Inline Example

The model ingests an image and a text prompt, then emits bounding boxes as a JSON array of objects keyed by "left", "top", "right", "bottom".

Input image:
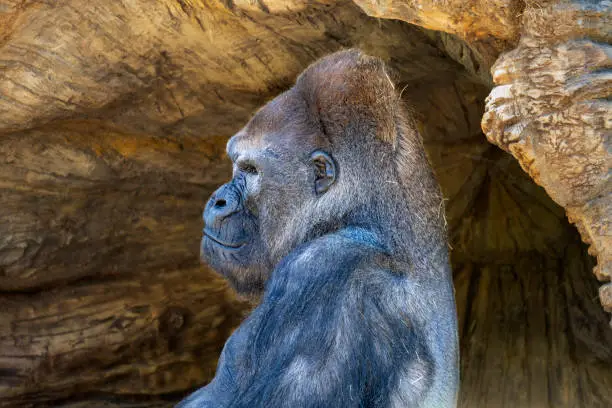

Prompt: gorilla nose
[
  {"left": 214, "top": 198, "right": 227, "bottom": 209},
  {"left": 204, "top": 185, "right": 240, "bottom": 227}
]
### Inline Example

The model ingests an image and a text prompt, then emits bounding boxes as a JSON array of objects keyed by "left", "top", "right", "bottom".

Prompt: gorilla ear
[{"left": 310, "top": 150, "right": 336, "bottom": 195}]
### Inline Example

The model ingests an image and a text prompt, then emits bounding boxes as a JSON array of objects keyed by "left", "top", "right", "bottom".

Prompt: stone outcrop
[{"left": 480, "top": 0, "right": 612, "bottom": 315}]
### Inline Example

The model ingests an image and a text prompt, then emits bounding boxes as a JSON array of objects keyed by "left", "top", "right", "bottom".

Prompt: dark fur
[{"left": 181, "top": 50, "right": 458, "bottom": 408}]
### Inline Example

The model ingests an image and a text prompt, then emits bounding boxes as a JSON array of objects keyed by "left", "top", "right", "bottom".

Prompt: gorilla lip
[{"left": 203, "top": 229, "right": 246, "bottom": 249}]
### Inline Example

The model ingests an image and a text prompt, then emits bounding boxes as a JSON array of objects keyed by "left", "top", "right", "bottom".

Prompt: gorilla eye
[{"left": 238, "top": 162, "right": 258, "bottom": 175}]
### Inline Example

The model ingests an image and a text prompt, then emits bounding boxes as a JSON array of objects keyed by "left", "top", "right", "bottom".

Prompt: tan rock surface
[{"left": 481, "top": 0, "right": 612, "bottom": 316}]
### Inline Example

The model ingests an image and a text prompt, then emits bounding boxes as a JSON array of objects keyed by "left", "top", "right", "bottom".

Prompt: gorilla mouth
[{"left": 203, "top": 229, "right": 246, "bottom": 249}]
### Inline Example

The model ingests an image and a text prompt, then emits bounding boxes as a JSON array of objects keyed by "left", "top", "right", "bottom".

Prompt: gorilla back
[{"left": 180, "top": 50, "right": 459, "bottom": 408}]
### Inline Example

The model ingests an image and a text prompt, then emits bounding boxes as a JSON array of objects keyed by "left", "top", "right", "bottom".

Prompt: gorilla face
[
  {"left": 201, "top": 174, "right": 267, "bottom": 295},
  {"left": 201, "top": 92, "right": 337, "bottom": 296}
]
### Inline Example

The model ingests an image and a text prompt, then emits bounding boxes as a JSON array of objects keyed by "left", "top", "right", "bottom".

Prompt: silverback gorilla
[{"left": 178, "top": 50, "right": 459, "bottom": 408}]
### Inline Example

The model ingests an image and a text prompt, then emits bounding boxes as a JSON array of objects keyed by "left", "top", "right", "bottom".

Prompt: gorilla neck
[
  {"left": 354, "top": 187, "right": 440, "bottom": 260},
  {"left": 267, "top": 142, "right": 445, "bottom": 269},
  {"left": 272, "top": 176, "right": 443, "bottom": 269}
]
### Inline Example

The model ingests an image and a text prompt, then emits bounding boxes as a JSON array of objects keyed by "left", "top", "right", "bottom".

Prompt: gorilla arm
[{"left": 178, "top": 228, "right": 434, "bottom": 408}]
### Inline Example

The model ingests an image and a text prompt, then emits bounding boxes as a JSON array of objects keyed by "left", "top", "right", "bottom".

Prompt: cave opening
[{"left": 406, "top": 45, "right": 612, "bottom": 406}]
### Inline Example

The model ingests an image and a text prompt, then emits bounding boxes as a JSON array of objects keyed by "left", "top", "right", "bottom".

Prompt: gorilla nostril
[{"left": 215, "top": 199, "right": 227, "bottom": 208}]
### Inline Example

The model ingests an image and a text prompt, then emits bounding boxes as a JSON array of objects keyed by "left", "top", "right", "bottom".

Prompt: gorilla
[{"left": 179, "top": 50, "right": 459, "bottom": 408}]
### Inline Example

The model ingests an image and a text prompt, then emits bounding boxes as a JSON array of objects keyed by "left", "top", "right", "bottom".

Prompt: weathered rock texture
[
  {"left": 481, "top": 0, "right": 612, "bottom": 316},
  {"left": 353, "top": 0, "right": 524, "bottom": 82},
  {"left": 0, "top": 0, "right": 610, "bottom": 407}
]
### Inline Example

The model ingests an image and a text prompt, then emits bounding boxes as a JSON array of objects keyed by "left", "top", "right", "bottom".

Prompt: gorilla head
[{"left": 201, "top": 49, "right": 442, "bottom": 297}]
